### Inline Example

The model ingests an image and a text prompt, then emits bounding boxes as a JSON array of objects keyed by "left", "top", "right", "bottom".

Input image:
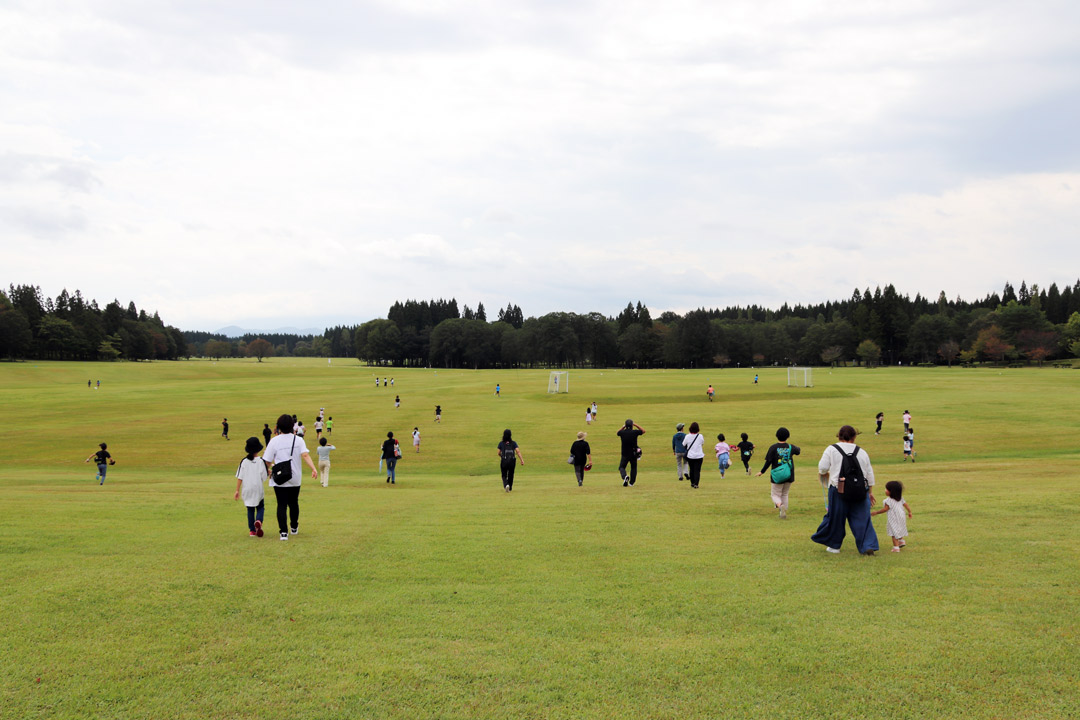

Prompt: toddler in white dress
[{"left": 871, "top": 480, "right": 912, "bottom": 552}]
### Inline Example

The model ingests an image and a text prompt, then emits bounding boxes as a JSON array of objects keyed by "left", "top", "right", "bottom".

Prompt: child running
[
  {"left": 412, "top": 427, "right": 421, "bottom": 453},
  {"left": 325, "top": 417, "right": 333, "bottom": 435},
  {"left": 715, "top": 433, "right": 731, "bottom": 478},
  {"left": 85, "top": 442, "right": 114, "bottom": 485},
  {"left": 234, "top": 437, "right": 268, "bottom": 537},
  {"left": 902, "top": 433, "right": 914, "bottom": 462},
  {"left": 871, "top": 480, "right": 912, "bottom": 552},
  {"left": 736, "top": 433, "right": 754, "bottom": 475}
]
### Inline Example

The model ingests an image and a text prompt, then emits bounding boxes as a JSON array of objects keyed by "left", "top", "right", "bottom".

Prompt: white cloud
[{"left": 2, "top": 1, "right": 1079, "bottom": 329}]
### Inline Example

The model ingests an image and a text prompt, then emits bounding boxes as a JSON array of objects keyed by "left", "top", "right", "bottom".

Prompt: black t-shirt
[
  {"left": 497, "top": 440, "right": 518, "bottom": 465},
  {"left": 94, "top": 449, "right": 111, "bottom": 464},
  {"left": 435, "top": 406, "right": 441, "bottom": 414},
  {"left": 736, "top": 440, "right": 754, "bottom": 457},
  {"left": 381, "top": 439, "right": 399, "bottom": 459},
  {"left": 617, "top": 427, "right": 643, "bottom": 457},
  {"left": 570, "top": 440, "right": 591, "bottom": 465}
]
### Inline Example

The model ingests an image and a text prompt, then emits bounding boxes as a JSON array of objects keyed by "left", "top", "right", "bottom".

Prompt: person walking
[
  {"left": 707, "top": 384, "right": 715, "bottom": 402},
  {"left": 314, "top": 417, "right": 323, "bottom": 439},
  {"left": 497, "top": 428, "right": 524, "bottom": 491},
  {"left": 221, "top": 418, "right": 229, "bottom": 441},
  {"left": 682, "top": 422, "right": 706, "bottom": 488},
  {"left": 736, "top": 433, "right": 755, "bottom": 475},
  {"left": 811, "top": 424, "right": 880, "bottom": 555},
  {"left": 875, "top": 412, "right": 884, "bottom": 435},
  {"left": 394, "top": 395, "right": 401, "bottom": 409},
  {"left": 672, "top": 423, "right": 688, "bottom": 481},
  {"left": 617, "top": 419, "right": 645, "bottom": 487},
  {"left": 570, "top": 431, "right": 592, "bottom": 486},
  {"left": 262, "top": 423, "right": 272, "bottom": 448},
  {"left": 412, "top": 427, "right": 421, "bottom": 453},
  {"left": 325, "top": 416, "right": 333, "bottom": 435},
  {"left": 85, "top": 442, "right": 114, "bottom": 485},
  {"left": 495, "top": 383, "right": 501, "bottom": 397},
  {"left": 585, "top": 407, "right": 593, "bottom": 425},
  {"left": 871, "top": 480, "right": 912, "bottom": 552},
  {"left": 902, "top": 410, "right": 911, "bottom": 431},
  {"left": 234, "top": 437, "right": 267, "bottom": 537},
  {"left": 381, "top": 432, "right": 401, "bottom": 484},
  {"left": 263, "top": 414, "right": 318, "bottom": 541},
  {"left": 316, "top": 436, "right": 336, "bottom": 487},
  {"left": 434, "top": 405, "right": 441, "bottom": 423},
  {"left": 756, "top": 427, "right": 801, "bottom": 519}
]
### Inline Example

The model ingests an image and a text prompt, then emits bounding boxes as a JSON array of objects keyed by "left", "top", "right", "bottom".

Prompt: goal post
[
  {"left": 547, "top": 371, "right": 569, "bottom": 393},
  {"left": 787, "top": 367, "right": 813, "bottom": 388}
]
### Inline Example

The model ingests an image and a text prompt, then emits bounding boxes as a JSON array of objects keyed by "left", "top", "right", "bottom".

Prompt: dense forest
[{"left": 3, "top": 281, "right": 1080, "bottom": 367}]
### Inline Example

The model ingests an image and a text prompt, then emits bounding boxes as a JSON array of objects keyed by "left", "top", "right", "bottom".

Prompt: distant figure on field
[
  {"left": 672, "top": 423, "right": 688, "bottom": 481},
  {"left": 753, "top": 374, "right": 758, "bottom": 385},
  {"left": 325, "top": 417, "right": 333, "bottom": 435},
  {"left": 88, "top": 379, "right": 91, "bottom": 388},
  {"left": 871, "top": 480, "right": 912, "bottom": 552},
  {"left": 682, "top": 422, "right": 705, "bottom": 488},
  {"left": 222, "top": 418, "right": 229, "bottom": 441},
  {"left": 591, "top": 402, "right": 598, "bottom": 420},
  {"left": 297, "top": 421, "right": 306, "bottom": 438},
  {"left": 736, "top": 433, "right": 755, "bottom": 475},
  {"left": 434, "top": 405, "right": 441, "bottom": 423},
  {"left": 390, "top": 377, "right": 395, "bottom": 387},
  {"left": 570, "top": 431, "right": 592, "bottom": 486},
  {"left": 314, "top": 417, "right": 323, "bottom": 438},
  {"left": 96, "top": 379, "right": 100, "bottom": 389},
  {"left": 707, "top": 384, "right": 714, "bottom": 402},
  {"left": 375, "top": 377, "right": 379, "bottom": 388},
  {"left": 383, "top": 378, "right": 387, "bottom": 387},
  {"left": 497, "top": 428, "right": 524, "bottom": 492},
  {"left": 495, "top": 383, "right": 501, "bottom": 397},
  {"left": 381, "top": 431, "right": 401, "bottom": 484},
  {"left": 875, "top": 412, "right": 884, "bottom": 435},
  {"left": 902, "top": 433, "right": 914, "bottom": 462},
  {"left": 617, "top": 419, "right": 645, "bottom": 487},
  {"left": 412, "top": 427, "right": 421, "bottom": 453},
  {"left": 262, "top": 423, "right": 272, "bottom": 448},
  {"left": 85, "top": 442, "right": 113, "bottom": 485},
  {"left": 756, "top": 427, "right": 801, "bottom": 519},
  {"left": 585, "top": 407, "right": 593, "bottom": 425},
  {"left": 317, "top": 436, "right": 336, "bottom": 487},
  {"left": 234, "top": 437, "right": 267, "bottom": 537},
  {"left": 902, "top": 410, "right": 911, "bottom": 430},
  {"left": 812, "top": 425, "right": 879, "bottom": 555},
  {"left": 395, "top": 395, "right": 400, "bottom": 409}
]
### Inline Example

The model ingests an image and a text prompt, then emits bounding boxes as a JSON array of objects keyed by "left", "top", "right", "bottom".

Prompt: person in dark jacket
[
  {"left": 755, "top": 426, "right": 801, "bottom": 519},
  {"left": 672, "top": 423, "right": 688, "bottom": 481}
]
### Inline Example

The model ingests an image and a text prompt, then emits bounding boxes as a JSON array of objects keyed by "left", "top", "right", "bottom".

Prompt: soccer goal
[
  {"left": 787, "top": 367, "right": 813, "bottom": 388},
  {"left": 547, "top": 371, "right": 569, "bottom": 393}
]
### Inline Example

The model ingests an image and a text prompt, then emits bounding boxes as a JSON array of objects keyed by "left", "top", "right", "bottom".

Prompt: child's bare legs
[{"left": 892, "top": 536, "right": 901, "bottom": 552}]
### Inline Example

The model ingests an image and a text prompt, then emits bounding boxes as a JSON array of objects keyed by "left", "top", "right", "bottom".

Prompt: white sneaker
[
  {"left": 826, "top": 547, "right": 840, "bottom": 554},
  {"left": 290, "top": 526, "right": 298, "bottom": 535},
  {"left": 779, "top": 507, "right": 787, "bottom": 519},
  {"left": 280, "top": 532, "right": 288, "bottom": 541},
  {"left": 504, "top": 484, "right": 509, "bottom": 492}
]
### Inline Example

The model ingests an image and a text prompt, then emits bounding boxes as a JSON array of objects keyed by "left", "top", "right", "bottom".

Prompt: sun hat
[
  {"left": 577, "top": 431, "right": 587, "bottom": 440},
  {"left": 245, "top": 437, "right": 263, "bottom": 453}
]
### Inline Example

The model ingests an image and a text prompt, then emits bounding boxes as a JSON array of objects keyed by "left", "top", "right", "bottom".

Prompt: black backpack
[
  {"left": 832, "top": 444, "right": 868, "bottom": 503},
  {"left": 501, "top": 442, "right": 516, "bottom": 466}
]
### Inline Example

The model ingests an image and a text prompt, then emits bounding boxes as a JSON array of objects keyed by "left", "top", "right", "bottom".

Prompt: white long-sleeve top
[{"left": 817, "top": 442, "right": 875, "bottom": 488}]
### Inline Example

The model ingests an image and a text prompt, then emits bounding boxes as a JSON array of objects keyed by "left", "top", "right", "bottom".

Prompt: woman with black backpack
[
  {"left": 755, "top": 427, "right": 801, "bottom": 519},
  {"left": 497, "top": 429, "right": 524, "bottom": 492},
  {"left": 811, "top": 424, "right": 879, "bottom": 555}
]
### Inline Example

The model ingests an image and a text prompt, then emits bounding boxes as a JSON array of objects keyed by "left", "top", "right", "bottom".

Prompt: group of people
[{"left": 875, "top": 410, "right": 918, "bottom": 462}]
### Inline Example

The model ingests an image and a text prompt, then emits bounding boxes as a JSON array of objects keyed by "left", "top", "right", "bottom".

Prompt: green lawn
[{"left": 2, "top": 360, "right": 1078, "bottom": 719}]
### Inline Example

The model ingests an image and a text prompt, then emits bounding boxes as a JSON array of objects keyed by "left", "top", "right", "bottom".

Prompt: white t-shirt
[
  {"left": 817, "top": 442, "right": 875, "bottom": 489},
  {"left": 683, "top": 433, "right": 706, "bottom": 459},
  {"left": 412, "top": 430, "right": 420, "bottom": 445},
  {"left": 314, "top": 420, "right": 323, "bottom": 431},
  {"left": 264, "top": 433, "right": 309, "bottom": 487},
  {"left": 236, "top": 457, "right": 267, "bottom": 506}
]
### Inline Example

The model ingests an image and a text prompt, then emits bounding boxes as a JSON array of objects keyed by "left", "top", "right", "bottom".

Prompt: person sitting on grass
[{"left": 234, "top": 437, "right": 267, "bottom": 537}]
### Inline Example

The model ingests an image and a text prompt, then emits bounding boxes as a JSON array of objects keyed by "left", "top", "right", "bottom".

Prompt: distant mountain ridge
[{"left": 215, "top": 325, "right": 324, "bottom": 338}]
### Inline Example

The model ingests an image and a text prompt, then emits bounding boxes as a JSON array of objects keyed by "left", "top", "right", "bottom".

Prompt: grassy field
[{"left": 2, "top": 359, "right": 1079, "bottom": 719}]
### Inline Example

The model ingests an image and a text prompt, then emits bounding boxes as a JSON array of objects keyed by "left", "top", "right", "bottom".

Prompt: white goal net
[
  {"left": 787, "top": 367, "right": 813, "bottom": 388},
  {"left": 547, "top": 371, "right": 569, "bottom": 393}
]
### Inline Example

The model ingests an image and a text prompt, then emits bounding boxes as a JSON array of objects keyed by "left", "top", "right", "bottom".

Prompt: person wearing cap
[
  {"left": 234, "top": 437, "right": 268, "bottom": 537},
  {"left": 617, "top": 419, "right": 645, "bottom": 487},
  {"left": 672, "top": 423, "right": 688, "bottom": 481},
  {"left": 570, "top": 431, "right": 592, "bottom": 486}
]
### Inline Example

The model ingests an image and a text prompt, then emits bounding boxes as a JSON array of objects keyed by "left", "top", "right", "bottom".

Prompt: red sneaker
[
  {"left": 254, "top": 520, "right": 263, "bottom": 538},
  {"left": 249, "top": 531, "right": 257, "bottom": 537}
]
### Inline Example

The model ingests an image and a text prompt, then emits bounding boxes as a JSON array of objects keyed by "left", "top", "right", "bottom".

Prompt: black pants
[
  {"left": 619, "top": 455, "right": 638, "bottom": 484},
  {"left": 876, "top": 421, "right": 882, "bottom": 433},
  {"left": 273, "top": 485, "right": 300, "bottom": 534},
  {"left": 687, "top": 457, "right": 704, "bottom": 487},
  {"left": 741, "top": 456, "right": 751, "bottom": 472},
  {"left": 574, "top": 464, "right": 585, "bottom": 484},
  {"left": 501, "top": 461, "right": 516, "bottom": 489}
]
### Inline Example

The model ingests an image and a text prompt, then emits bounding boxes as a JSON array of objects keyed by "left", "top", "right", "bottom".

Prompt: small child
[
  {"left": 316, "top": 436, "right": 336, "bottom": 487},
  {"left": 903, "top": 433, "right": 914, "bottom": 462},
  {"left": 875, "top": 412, "right": 884, "bottom": 435},
  {"left": 395, "top": 395, "right": 401, "bottom": 409},
  {"left": 412, "top": 427, "right": 421, "bottom": 453},
  {"left": 222, "top": 417, "right": 229, "bottom": 440},
  {"left": 871, "top": 480, "right": 912, "bottom": 552},
  {"left": 585, "top": 407, "right": 593, "bottom": 425},
  {"left": 326, "top": 416, "right": 333, "bottom": 435},
  {"left": 715, "top": 433, "right": 731, "bottom": 478},
  {"left": 736, "top": 433, "right": 755, "bottom": 475},
  {"left": 907, "top": 427, "right": 917, "bottom": 459},
  {"left": 234, "top": 437, "right": 268, "bottom": 537}
]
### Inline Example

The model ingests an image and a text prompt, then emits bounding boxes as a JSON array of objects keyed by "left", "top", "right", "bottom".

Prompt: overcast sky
[{"left": 2, "top": 1, "right": 1079, "bottom": 332}]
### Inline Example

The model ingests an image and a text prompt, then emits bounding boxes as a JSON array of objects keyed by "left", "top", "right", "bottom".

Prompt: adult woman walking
[
  {"left": 756, "top": 427, "right": 801, "bottom": 519},
  {"left": 681, "top": 421, "right": 706, "bottom": 488},
  {"left": 382, "top": 431, "right": 401, "bottom": 484},
  {"left": 812, "top": 424, "right": 879, "bottom": 555},
  {"left": 263, "top": 414, "right": 318, "bottom": 541},
  {"left": 569, "top": 431, "right": 592, "bottom": 486},
  {"left": 497, "top": 428, "right": 524, "bottom": 492}
]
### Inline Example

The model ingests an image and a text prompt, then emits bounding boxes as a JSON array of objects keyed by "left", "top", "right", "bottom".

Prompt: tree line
[{"left": 4, "top": 281, "right": 1080, "bottom": 367}]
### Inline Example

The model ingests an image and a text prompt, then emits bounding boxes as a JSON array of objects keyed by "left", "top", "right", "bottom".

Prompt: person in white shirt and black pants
[
  {"left": 812, "top": 424, "right": 880, "bottom": 555},
  {"left": 262, "top": 414, "right": 318, "bottom": 541}
]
